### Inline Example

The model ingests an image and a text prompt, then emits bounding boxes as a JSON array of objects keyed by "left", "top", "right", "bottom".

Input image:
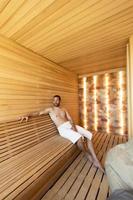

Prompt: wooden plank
[
  {"left": 95, "top": 133, "right": 107, "bottom": 153},
  {"left": 5, "top": 145, "right": 78, "bottom": 200},
  {"left": 43, "top": 133, "right": 102, "bottom": 200},
  {"left": 79, "top": 67, "right": 125, "bottom": 78},
  {"left": 0, "top": 137, "right": 66, "bottom": 184},
  {"left": 0, "top": 115, "right": 60, "bottom": 160},
  {"left": 86, "top": 169, "right": 103, "bottom": 200},
  {"left": 0, "top": 35, "right": 79, "bottom": 123},
  {"left": 53, "top": 156, "right": 87, "bottom": 200},
  {"left": 42, "top": 133, "right": 127, "bottom": 200},
  {"left": 0, "top": 139, "right": 74, "bottom": 199},
  {"left": 112, "top": 135, "right": 119, "bottom": 147},
  {"left": 118, "top": 135, "right": 123, "bottom": 144},
  {"left": 93, "top": 132, "right": 104, "bottom": 150},
  {"left": 75, "top": 165, "right": 97, "bottom": 200},
  {"left": 42, "top": 153, "right": 84, "bottom": 200},
  {"left": 97, "top": 175, "right": 109, "bottom": 200},
  {"left": 0, "top": 1, "right": 131, "bottom": 74},
  {"left": 64, "top": 161, "right": 92, "bottom": 200},
  {"left": 101, "top": 135, "right": 112, "bottom": 166}
]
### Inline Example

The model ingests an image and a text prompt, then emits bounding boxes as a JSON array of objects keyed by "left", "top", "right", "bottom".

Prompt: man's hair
[{"left": 53, "top": 95, "right": 61, "bottom": 101}]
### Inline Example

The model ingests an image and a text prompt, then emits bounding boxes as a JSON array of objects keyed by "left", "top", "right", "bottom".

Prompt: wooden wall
[
  {"left": 0, "top": 35, "right": 79, "bottom": 123},
  {"left": 127, "top": 35, "right": 133, "bottom": 139},
  {"left": 61, "top": 47, "right": 126, "bottom": 75},
  {"left": 0, "top": 1, "right": 132, "bottom": 75}
]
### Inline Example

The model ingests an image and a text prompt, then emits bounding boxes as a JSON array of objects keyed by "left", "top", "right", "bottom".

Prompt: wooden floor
[{"left": 42, "top": 132, "right": 128, "bottom": 200}]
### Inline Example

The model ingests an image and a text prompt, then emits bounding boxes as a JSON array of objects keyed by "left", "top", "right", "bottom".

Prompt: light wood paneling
[
  {"left": 0, "top": 35, "right": 79, "bottom": 122},
  {"left": 42, "top": 132, "right": 128, "bottom": 200},
  {"left": 0, "top": 115, "right": 58, "bottom": 163},
  {"left": 0, "top": 0, "right": 132, "bottom": 74},
  {"left": 0, "top": 115, "right": 80, "bottom": 200},
  {"left": 61, "top": 47, "right": 126, "bottom": 74},
  {"left": 127, "top": 35, "right": 133, "bottom": 139}
]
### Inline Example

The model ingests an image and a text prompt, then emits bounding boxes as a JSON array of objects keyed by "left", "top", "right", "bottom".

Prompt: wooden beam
[
  {"left": 127, "top": 36, "right": 133, "bottom": 139},
  {"left": 78, "top": 67, "right": 126, "bottom": 78}
]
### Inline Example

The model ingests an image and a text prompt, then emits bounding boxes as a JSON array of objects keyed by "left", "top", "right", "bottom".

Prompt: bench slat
[
  {"left": 0, "top": 115, "right": 80, "bottom": 200},
  {"left": 42, "top": 133, "right": 128, "bottom": 200},
  {"left": 0, "top": 115, "right": 59, "bottom": 162},
  {"left": 43, "top": 153, "right": 84, "bottom": 200}
]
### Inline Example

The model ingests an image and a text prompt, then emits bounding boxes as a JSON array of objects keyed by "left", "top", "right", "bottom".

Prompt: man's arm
[
  {"left": 38, "top": 108, "right": 51, "bottom": 116},
  {"left": 64, "top": 109, "right": 85, "bottom": 141},
  {"left": 19, "top": 108, "right": 51, "bottom": 122},
  {"left": 64, "top": 109, "right": 78, "bottom": 132}
]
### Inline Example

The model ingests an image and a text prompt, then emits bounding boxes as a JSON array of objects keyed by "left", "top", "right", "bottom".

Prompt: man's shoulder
[
  {"left": 46, "top": 107, "right": 52, "bottom": 111},
  {"left": 42, "top": 107, "right": 52, "bottom": 113}
]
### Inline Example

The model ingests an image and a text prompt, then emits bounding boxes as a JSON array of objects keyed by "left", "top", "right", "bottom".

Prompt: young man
[{"left": 20, "top": 95, "right": 104, "bottom": 172}]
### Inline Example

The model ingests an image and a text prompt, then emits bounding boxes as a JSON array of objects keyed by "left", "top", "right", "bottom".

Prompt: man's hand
[
  {"left": 71, "top": 123, "right": 78, "bottom": 132},
  {"left": 19, "top": 115, "right": 29, "bottom": 123},
  {"left": 18, "top": 108, "right": 51, "bottom": 123},
  {"left": 71, "top": 126, "right": 85, "bottom": 142}
]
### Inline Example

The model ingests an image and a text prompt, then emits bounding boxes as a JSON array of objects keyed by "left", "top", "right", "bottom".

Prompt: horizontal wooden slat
[
  {"left": 0, "top": 34, "right": 79, "bottom": 122},
  {"left": 0, "top": 1, "right": 132, "bottom": 74},
  {"left": 0, "top": 135, "right": 74, "bottom": 200},
  {"left": 0, "top": 115, "right": 60, "bottom": 162},
  {"left": 42, "top": 132, "right": 128, "bottom": 200}
]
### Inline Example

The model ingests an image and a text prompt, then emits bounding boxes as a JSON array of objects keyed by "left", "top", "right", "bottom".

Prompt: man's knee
[
  {"left": 76, "top": 137, "right": 87, "bottom": 151},
  {"left": 76, "top": 137, "right": 82, "bottom": 145}
]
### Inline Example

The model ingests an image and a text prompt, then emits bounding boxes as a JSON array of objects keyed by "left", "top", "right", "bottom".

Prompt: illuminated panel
[
  {"left": 93, "top": 75, "right": 98, "bottom": 131},
  {"left": 119, "top": 71, "right": 124, "bottom": 135},
  {"left": 105, "top": 74, "right": 110, "bottom": 133},
  {"left": 83, "top": 77, "right": 87, "bottom": 129}
]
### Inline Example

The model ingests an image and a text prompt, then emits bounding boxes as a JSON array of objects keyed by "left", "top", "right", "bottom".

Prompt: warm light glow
[
  {"left": 93, "top": 75, "right": 98, "bottom": 131},
  {"left": 119, "top": 71, "right": 124, "bottom": 135},
  {"left": 83, "top": 77, "right": 87, "bottom": 129},
  {"left": 105, "top": 74, "right": 110, "bottom": 133}
]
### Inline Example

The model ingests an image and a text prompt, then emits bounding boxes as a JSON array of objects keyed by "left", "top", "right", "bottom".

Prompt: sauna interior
[{"left": 0, "top": 1, "right": 133, "bottom": 200}]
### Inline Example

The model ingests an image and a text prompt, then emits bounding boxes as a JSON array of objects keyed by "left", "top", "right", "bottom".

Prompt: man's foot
[{"left": 93, "top": 160, "right": 105, "bottom": 173}]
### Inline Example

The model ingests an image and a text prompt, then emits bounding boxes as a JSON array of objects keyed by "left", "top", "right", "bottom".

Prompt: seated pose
[{"left": 20, "top": 95, "right": 104, "bottom": 172}]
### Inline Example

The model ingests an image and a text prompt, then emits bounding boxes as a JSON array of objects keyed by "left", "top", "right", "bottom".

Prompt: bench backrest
[{"left": 0, "top": 115, "right": 58, "bottom": 163}]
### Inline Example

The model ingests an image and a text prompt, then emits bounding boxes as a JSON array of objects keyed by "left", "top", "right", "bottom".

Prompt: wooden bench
[
  {"left": 42, "top": 132, "right": 128, "bottom": 200},
  {"left": 0, "top": 115, "right": 80, "bottom": 200}
]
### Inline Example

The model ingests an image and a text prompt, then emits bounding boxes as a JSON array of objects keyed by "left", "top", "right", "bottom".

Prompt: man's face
[{"left": 53, "top": 97, "right": 61, "bottom": 107}]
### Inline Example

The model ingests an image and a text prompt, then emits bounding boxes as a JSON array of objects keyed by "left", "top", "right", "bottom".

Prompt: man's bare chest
[{"left": 50, "top": 109, "right": 66, "bottom": 120}]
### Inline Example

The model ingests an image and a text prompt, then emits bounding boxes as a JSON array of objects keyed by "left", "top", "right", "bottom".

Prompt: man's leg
[
  {"left": 59, "top": 124, "right": 103, "bottom": 172},
  {"left": 76, "top": 138, "right": 93, "bottom": 163},
  {"left": 76, "top": 125, "right": 104, "bottom": 172},
  {"left": 86, "top": 139, "right": 104, "bottom": 172}
]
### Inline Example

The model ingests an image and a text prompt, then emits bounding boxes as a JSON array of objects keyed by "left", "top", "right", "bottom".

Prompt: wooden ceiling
[{"left": 0, "top": 0, "right": 133, "bottom": 74}]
